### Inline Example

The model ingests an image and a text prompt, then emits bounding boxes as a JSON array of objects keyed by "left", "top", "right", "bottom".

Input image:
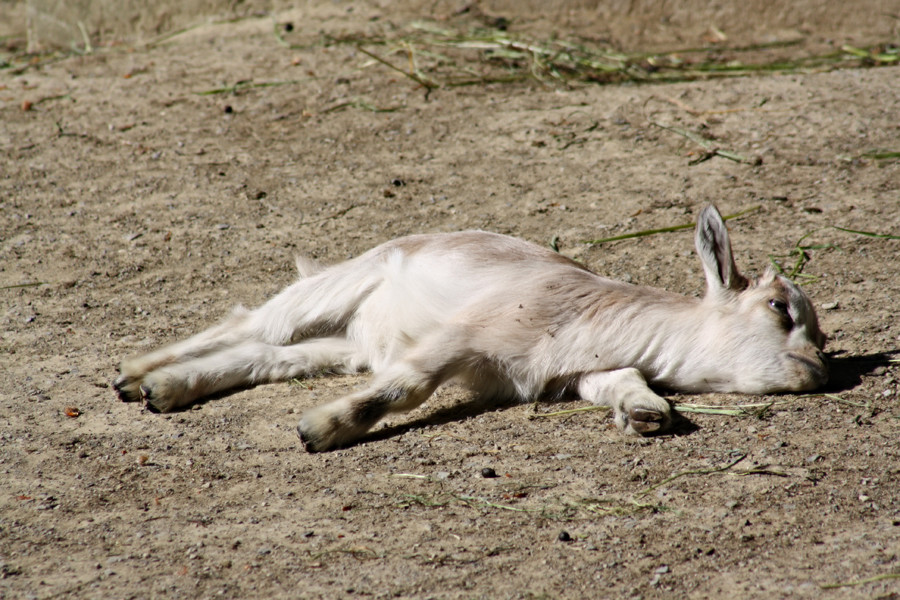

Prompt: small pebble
[
  {"left": 480, "top": 467, "right": 497, "bottom": 478},
  {"left": 558, "top": 531, "right": 572, "bottom": 542},
  {"left": 821, "top": 301, "right": 839, "bottom": 310}
]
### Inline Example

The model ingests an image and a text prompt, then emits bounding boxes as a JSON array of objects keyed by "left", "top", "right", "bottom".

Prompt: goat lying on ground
[{"left": 115, "top": 205, "right": 827, "bottom": 451}]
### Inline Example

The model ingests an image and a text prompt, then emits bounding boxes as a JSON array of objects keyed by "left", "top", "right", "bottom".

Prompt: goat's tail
[{"left": 249, "top": 249, "right": 389, "bottom": 345}]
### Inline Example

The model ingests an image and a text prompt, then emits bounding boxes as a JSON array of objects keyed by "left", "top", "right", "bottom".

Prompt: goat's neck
[{"left": 577, "top": 285, "right": 735, "bottom": 389}]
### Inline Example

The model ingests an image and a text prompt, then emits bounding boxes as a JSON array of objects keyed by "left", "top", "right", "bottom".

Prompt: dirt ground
[{"left": 2, "top": 1, "right": 900, "bottom": 598}]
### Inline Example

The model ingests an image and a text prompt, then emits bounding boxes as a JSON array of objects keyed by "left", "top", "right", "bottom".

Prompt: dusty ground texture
[{"left": 2, "top": 1, "right": 900, "bottom": 598}]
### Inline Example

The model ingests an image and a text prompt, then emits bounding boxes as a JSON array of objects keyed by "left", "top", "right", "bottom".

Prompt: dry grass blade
[
  {"left": 674, "top": 405, "right": 745, "bottom": 416},
  {"left": 455, "top": 495, "right": 539, "bottom": 513},
  {"left": 357, "top": 46, "right": 439, "bottom": 92},
  {"left": 841, "top": 45, "right": 900, "bottom": 62},
  {"left": 820, "top": 572, "right": 900, "bottom": 589},
  {"left": 321, "top": 99, "right": 402, "bottom": 113},
  {"left": 531, "top": 397, "right": 787, "bottom": 421},
  {"left": 676, "top": 399, "right": 794, "bottom": 417},
  {"left": 1, "top": 282, "right": 47, "bottom": 290},
  {"left": 859, "top": 149, "right": 900, "bottom": 160},
  {"left": 575, "top": 497, "right": 659, "bottom": 516},
  {"left": 308, "top": 545, "right": 381, "bottom": 561},
  {"left": 142, "top": 17, "right": 258, "bottom": 49},
  {"left": 635, "top": 454, "right": 748, "bottom": 498},
  {"left": 768, "top": 229, "right": 838, "bottom": 281},
  {"left": 297, "top": 203, "right": 365, "bottom": 226},
  {"left": 833, "top": 226, "right": 900, "bottom": 240},
  {"left": 528, "top": 405, "right": 609, "bottom": 419},
  {"left": 799, "top": 393, "right": 871, "bottom": 409},
  {"left": 648, "top": 120, "right": 760, "bottom": 165},
  {"left": 585, "top": 205, "right": 760, "bottom": 245},
  {"left": 297, "top": 22, "right": 900, "bottom": 92},
  {"left": 195, "top": 79, "right": 309, "bottom": 96},
  {"left": 420, "top": 431, "right": 471, "bottom": 443},
  {"left": 398, "top": 493, "right": 451, "bottom": 508}
]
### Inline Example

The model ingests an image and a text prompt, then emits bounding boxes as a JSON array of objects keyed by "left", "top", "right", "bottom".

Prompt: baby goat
[{"left": 115, "top": 205, "right": 827, "bottom": 451}]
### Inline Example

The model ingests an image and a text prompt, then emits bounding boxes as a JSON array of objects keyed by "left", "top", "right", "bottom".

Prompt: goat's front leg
[{"left": 577, "top": 368, "right": 671, "bottom": 435}]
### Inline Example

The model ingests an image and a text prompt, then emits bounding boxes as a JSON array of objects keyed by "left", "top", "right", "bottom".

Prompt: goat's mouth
[{"left": 786, "top": 351, "right": 829, "bottom": 387}]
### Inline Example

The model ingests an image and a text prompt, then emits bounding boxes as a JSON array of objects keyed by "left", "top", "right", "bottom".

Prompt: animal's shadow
[
  {"left": 358, "top": 349, "right": 898, "bottom": 447},
  {"left": 360, "top": 393, "right": 528, "bottom": 446},
  {"left": 819, "top": 349, "right": 898, "bottom": 393},
  {"left": 362, "top": 389, "right": 697, "bottom": 447}
]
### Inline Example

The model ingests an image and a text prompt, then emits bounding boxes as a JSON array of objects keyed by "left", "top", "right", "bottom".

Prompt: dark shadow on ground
[
  {"left": 360, "top": 393, "right": 534, "bottom": 446},
  {"left": 360, "top": 391, "right": 698, "bottom": 447},
  {"left": 821, "top": 349, "right": 899, "bottom": 392}
]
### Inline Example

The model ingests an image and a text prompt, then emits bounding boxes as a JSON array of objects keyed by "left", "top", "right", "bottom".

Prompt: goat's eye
[
  {"left": 769, "top": 299, "right": 788, "bottom": 313},
  {"left": 768, "top": 299, "right": 793, "bottom": 326}
]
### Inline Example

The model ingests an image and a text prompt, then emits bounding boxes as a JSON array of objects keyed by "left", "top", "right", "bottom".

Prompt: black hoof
[
  {"left": 626, "top": 407, "right": 670, "bottom": 435},
  {"left": 113, "top": 376, "right": 141, "bottom": 403}
]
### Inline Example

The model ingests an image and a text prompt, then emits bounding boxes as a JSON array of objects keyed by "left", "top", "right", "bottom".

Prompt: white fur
[{"left": 115, "top": 205, "right": 827, "bottom": 451}]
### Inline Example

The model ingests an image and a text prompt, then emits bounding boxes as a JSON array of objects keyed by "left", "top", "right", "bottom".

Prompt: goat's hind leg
[
  {"left": 117, "top": 259, "right": 382, "bottom": 403},
  {"left": 296, "top": 332, "right": 470, "bottom": 451},
  {"left": 297, "top": 365, "right": 442, "bottom": 452},
  {"left": 578, "top": 368, "right": 672, "bottom": 435},
  {"left": 136, "top": 337, "right": 363, "bottom": 412},
  {"left": 115, "top": 305, "right": 272, "bottom": 401},
  {"left": 114, "top": 307, "right": 255, "bottom": 402}
]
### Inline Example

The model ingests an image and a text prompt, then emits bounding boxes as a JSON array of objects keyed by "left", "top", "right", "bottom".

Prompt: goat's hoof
[
  {"left": 139, "top": 381, "right": 180, "bottom": 413},
  {"left": 297, "top": 407, "right": 361, "bottom": 453},
  {"left": 297, "top": 421, "right": 326, "bottom": 453},
  {"left": 625, "top": 407, "right": 670, "bottom": 435},
  {"left": 113, "top": 375, "right": 143, "bottom": 403}
]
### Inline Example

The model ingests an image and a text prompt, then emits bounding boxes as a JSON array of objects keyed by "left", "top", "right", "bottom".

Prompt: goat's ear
[{"left": 695, "top": 205, "right": 749, "bottom": 294}]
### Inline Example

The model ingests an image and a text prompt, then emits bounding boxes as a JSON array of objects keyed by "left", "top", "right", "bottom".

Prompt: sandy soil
[{"left": 2, "top": 1, "right": 899, "bottom": 598}]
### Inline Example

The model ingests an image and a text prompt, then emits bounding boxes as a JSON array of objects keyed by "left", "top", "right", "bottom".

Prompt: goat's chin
[{"left": 783, "top": 351, "right": 829, "bottom": 391}]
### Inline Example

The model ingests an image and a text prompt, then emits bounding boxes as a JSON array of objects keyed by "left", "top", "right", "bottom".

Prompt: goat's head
[{"left": 695, "top": 205, "right": 828, "bottom": 394}]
